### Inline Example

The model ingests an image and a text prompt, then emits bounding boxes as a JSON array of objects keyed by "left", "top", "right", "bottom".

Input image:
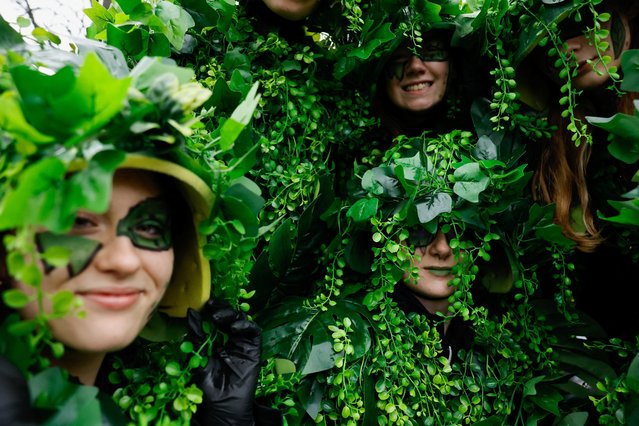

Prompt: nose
[
  {"left": 92, "top": 236, "right": 142, "bottom": 277},
  {"left": 404, "top": 56, "right": 428, "bottom": 76},
  {"left": 564, "top": 35, "right": 585, "bottom": 55},
  {"left": 427, "top": 230, "right": 453, "bottom": 259}
]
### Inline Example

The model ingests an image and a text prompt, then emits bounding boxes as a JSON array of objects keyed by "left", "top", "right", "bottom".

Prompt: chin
[{"left": 50, "top": 316, "right": 146, "bottom": 354}]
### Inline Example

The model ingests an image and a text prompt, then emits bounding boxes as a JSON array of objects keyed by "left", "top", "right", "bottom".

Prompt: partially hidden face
[
  {"left": 385, "top": 38, "right": 450, "bottom": 113},
  {"left": 402, "top": 229, "right": 458, "bottom": 302},
  {"left": 15, "top": 169, "right": 175, "bottom": 354},
  {"left": 542, "top": 8, "right": 631, "bottom": 90}
]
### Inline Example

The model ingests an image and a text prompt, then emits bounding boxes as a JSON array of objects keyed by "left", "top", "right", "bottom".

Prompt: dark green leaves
[{"left": 259, "top": 298, "right": 372, "bottom": 376}]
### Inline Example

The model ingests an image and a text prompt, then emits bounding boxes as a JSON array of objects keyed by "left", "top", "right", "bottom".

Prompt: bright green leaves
[
  {"left": 153, "top": 1, "right": 195, "bottom": 50},
  {"left": 6, "top": 53, "right": 130, "bottom": 147},
  {"left": 85, "top": 0, "right": 195, "bottom": 59},
  {"left": 0, "top": 150, "right": 124, "bottom": 232},
  {"left": 220, "top": 83, "right": 261, "bottom": 151}
]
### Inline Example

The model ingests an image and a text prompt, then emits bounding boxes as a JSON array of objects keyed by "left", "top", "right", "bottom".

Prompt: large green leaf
[
  {"left": 259, "top": 298, "right": 372, "bottom": 376},
  {"left": 453, "top": 162, "right": 490, "bottom": 203},
  {"left": 346, "top": 198, "right": 379, "bottom": 222},
  {"left": 587, "top": 112, "right": 639, "bottom": 164},
  {"left": 621, "top": 50, "right": 639, "bottom": 91},
  {"left": 153, "top": 1, "right": 195, "bottom": 50},
  {"left": 415, "top": 192, "right": 452, "bottom": 224},
  {"left": 602, "top": 198, "right": 639, "bottom": 226}
]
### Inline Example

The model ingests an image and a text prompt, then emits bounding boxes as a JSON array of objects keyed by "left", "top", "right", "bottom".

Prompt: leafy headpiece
[{"left": 0, "top": 32, "right": 259, "bottom": 323}]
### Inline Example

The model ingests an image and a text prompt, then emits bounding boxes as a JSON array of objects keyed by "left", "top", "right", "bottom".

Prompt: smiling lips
[
  {"left": 404, "top": 81, "right": 433, "bottom": 92},
  {"left": 77, "top": 289, "right": 143, "bottom": 310}
]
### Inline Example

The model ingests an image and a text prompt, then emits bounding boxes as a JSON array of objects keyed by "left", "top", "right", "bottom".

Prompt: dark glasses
[
  {"left": 385, "top": 39, "right": 449, "bottom": 80},
  {"left": 406, "top": 227, "right": 456, "bottom": 248}
]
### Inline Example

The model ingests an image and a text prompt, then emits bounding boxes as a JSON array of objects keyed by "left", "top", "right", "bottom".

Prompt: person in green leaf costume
[
  {"left": 0, "top": 31, "right": 279, "bottom": 425},
  {"left": 514, "top": 0, "right": 639, "bottom": 339},
  {"left": 515, "top": 0, "right": 639, "bottom": 252}
]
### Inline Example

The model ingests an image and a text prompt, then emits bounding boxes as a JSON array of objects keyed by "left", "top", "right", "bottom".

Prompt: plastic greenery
[
  {"left": 1, "top": 0, "right": 638, "bottom": 424},
  {"left": 0, "top": 26, "right": 262, "bottom": 423}
]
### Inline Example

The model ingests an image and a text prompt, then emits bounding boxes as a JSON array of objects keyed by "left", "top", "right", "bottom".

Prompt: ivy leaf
[
  {"left": 530, "top": 386, "right": 562, "bottom": 416},
  {"left": 258, "top": 298, "right": 372, "bottom": 376},
  {"left": 453, "top": 162, "right": 490, "bottom": 203},
  {"left": 29, "top": 367, "right": 103, "bottom": 425},
  {"left": 346, "top": 198, "right": 379, "bottom": 222},
  {"left": 415, "top": 193, "right": 452, "bottom": 224},
  {"left": 556, "top": 412, "right": 589, "bottom": 426},
  {"left": 621, "top": 50, "right": 639, "bottom": 91},
  {"left": 362, "top": 166, "right": 401, "bottom": 197},
  {"left": 220, "top": 83, "right": 260, "bottom": 151},
  {"left": 627, "top": 352, "right": 639, "bottom": 393},
  {"left": 603, "top": 198, "right": 639, "bottom": 226},
  {"left": 587, "top": 111, "right": 639, "bottom": 164},
  {"left": 154, "top": 1, "right": 195, "bottom": 50}
]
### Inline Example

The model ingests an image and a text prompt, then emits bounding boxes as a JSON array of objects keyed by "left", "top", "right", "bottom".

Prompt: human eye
[
  {"left": 71, "top": 214, "right": 98, "bottom": 233},
  {"left": 133, "top": 220, "right": 168, "bottom": 240}
]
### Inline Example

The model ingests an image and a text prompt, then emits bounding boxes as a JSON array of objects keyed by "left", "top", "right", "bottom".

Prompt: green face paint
[
  {"left": 37, "top": 232, "right": 102, "bottom": 277},
  {"left": 117, "top": 197, "right": 173, "bottom": 251},
  {"left": 37, "top": 197, "right": 173, "bottom": 278}
]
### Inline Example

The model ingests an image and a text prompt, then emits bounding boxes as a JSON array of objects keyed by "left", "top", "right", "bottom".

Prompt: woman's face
[
  {"left": 402, "top": 230, "right": 457, "bottom": 302},
  {"left": 15, "top": 169, "right": 175, "bottom": 354},
  {"left": 384, "top": 41, "right": 450, "bottom": 113},
  {"left": 542, "top": 10, "right": 631, "bottom": 90}
]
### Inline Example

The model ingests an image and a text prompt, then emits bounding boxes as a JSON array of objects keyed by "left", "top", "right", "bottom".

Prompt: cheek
[{"left": 153, "top": 249, "right": 175, "bottom": 293}]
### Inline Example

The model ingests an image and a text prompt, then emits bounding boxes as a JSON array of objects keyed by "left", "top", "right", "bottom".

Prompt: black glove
[
  {"left": 0, "top": 356, "right": 36, "bottom": 426},
  {"left": 187, "top": 299, "right": 262, "bottom": 426}
]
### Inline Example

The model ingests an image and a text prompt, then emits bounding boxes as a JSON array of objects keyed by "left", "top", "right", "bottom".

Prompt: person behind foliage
[
  {"left": 0, "top": 42, "right": 279, "bottom": 425},
  {"left": 518, "top": 0, "right": 639, "bottom": 252},
  {"left": 515, "top": 0, "right": 639, "bottom": 339},
  {"left": 372, "top": 21, "right": 480, "bottom": 141}
]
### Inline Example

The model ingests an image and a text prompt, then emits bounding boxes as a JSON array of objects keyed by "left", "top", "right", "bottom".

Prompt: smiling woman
[{"left": 0, "top": 33, "right": 277, "bottom": 424}]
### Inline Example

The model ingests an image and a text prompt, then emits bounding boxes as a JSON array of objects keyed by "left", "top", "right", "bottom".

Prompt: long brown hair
[{"left": 532, "top": 1, "right": 639, "bottom": 252}]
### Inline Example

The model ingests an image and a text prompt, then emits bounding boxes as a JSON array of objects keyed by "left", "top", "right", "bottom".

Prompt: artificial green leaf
[
  {"left": 587, "top": 112, "right": 639, "bottom": 164},
  {"left": 154, "top": 1, "right": 195, "bottom": 50},
  {"left": 415, "top": 193, "right": 452, "bottom": 224},
  {"left": 530, "top": 386, "right": 562, "bottom": 416},
  {"left": 2, "top": 289, "right": 30, "bottom": 309},
  {"left": 362, "top": 166, "right": 401, "bottom": 198},
  {"left": 523, "top": 375, "right": 546, "bottom": 397},
  {"left": 453, "top": 162, "right": 490, "bottom": 202},
  {"left": 220, "top": 83, "right": 260, "bottom": 150},
  {"left": 268, "top": 218, "right": 295, "bottom": 278},
  {"left": 0, "top": 15, "right": 24, "bottom": 48},
  {"left": 0, "top": 157, "right": 66, "bottom": 230},
  {"left": 0, "top": 92, "right": 55, "bottom": 145},
  {"left": 83, "top": 0, "right": 114, "bottom": 33},
  {"left": 29, "top": 367, "right": 102, "bottom": 426},
  {"left": 603, "top": 198, "right": 639, "bottom": 226},
  {"left": 106, "top": 24, "right": 148, "bottom": 59},
  {"left": 556, "top": 412, "right": 588, "bottom": 426},
  {"left": 628, "top": 353, "right": 639, "bottom": 394},
  {"left": 621, "top": 50, "right": 639, "bottom": 91},
  {"left": 258, "top": 298, "right": 372, "bottom": 376},
  {"left": 131, "top": 56, "right": 195, "bottom": 90},
  {"left": 346, "top": 198, "right": 379, "bottom": 222}
]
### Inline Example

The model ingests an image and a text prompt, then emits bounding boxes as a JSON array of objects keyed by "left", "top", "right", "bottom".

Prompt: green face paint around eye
[
  {"left": 418, "top": 41, "right": 449, "bottom": 62},
  {"left": 117, "top": 197, "right": 173, "bottom": 251},
  {"left": 37, "top": 231, "right": 103, "bottom": 278}
]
